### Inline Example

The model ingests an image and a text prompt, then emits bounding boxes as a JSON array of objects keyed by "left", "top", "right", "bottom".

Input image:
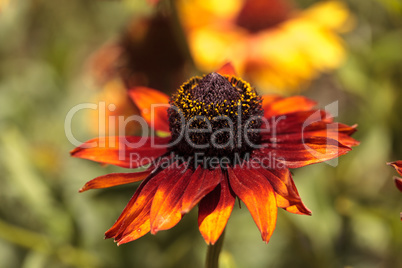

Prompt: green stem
[{"left": 205, "top": 229, "right": 226, "bottom": 268}]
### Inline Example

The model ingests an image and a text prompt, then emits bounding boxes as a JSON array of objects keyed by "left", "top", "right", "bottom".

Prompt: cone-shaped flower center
[{"left": 168, "top": 73, "right": 263, "bottom": 163}]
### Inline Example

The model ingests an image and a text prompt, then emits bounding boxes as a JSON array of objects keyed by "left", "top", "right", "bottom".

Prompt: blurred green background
[{"left": 1, "top": 0, "right": 402, "bottom": 267}]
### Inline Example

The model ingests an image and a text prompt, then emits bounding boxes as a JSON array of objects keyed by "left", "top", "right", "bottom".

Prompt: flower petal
[
  {"left": 228, "top": 166, "right": 277, "bottom": 243},
  {"left": 255, "top": 167, "right": 298, "bottom": 202},
  {"left": 299, "top": 122, "right": 359, "bottom": 147},
  {"left": 388, "top": 161, "right": 402, "bottom": 177},
  {"left": 260, "top": 109, "right": 358, "bottom": 156},
  {"left": 394, "top": 177, "right": 402, "bottom": 192},
  {"left": 181, "top": 166, "right": 223, "bottom": 213},
  {"left": 216, "top": 62, "right": 237, "bottom": 76},
  {"left": 198, "top": 175, "right": 235, "bottom": 245},
  {"left": 283, "top": 202, "right": 312, "bottom": 215},
  {"left": 105, "top": 161, "right": 176, "bottom": 243},
  {"left": 79, "top": 169, "right": 151, "bottom": 192},
  {"left": 70, "top": 136, "right": 170, "bottom": 168},
  {"left": 262, "top": 120, "right": 359, "bottom": 148},
  {"left": 262, "top": 95, "right": 316, "bottom": 117},
  {"left": 115, "top": 204, "right": 152, "bottom": 245},
  {"left": 261, "top": 110, "right": 331, "bottom": 135},
  {"left": 150, "top": 165, "right": 193, "bottom": 234},
  {"left": 104, "top": 176, "right": 154, "bottom": 242},
  {"left": 277, "top": 171, "right": 311, "bottom": 215},
  {"left": 128, "top": 87, "right": 170, "bottom": 133},
  {"left": 256, "top": 136, "right": 352, "bottom": 168},
  {"left": 261, "top": 94, "right": 282, "bottom": 108},
  {"left": 113, "top": 164, "right": 186, "bottom": 244}
]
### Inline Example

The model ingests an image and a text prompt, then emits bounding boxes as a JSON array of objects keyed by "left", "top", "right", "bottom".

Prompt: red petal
[
  {"left": 181, "top": 167, "right": 223, "bottom": 213},
  {"left": 105, "top": 161, "right": 177, "bottom": 243},
  {"left": 261, "top": 110, "right": 332, "bottom": 135},
  {"left": 300, "top": 122, "right": 359, "bottom": 147},
  {"left": 259, "top": 109, "right": 358, "bottom": 166},
  {"left": 279, "top": 172, "right": 311, "bottom": 215},
  {"left": 70, "top": 136, "right": 170, "bottom": 168},
  {"left": 261, "top": 95, "right": 282, "bottom": 108},
  {"left": 388, "top": 161, "right": 402, "bottom": 177},
  {"left": 283, "top": 203, "right": 312, "bottom": 215},
  {"left": 256, "top": 136, "right": 352, "bottom": 168},
  {"left": 306, "top": 122, "right": 358, "bottom": 136},
  {"left": 253, "top": 164, "right": 311, "bottom": 216},
  {"left": 104, "top": 176, "right": 155, "bottom": 241},
  {"left": 216, "top": 62, "right": 237, "bottom": 76},
  {"left": 394, "top": 177, "right": 402, "bottom": 192},
  {"left": 150, "top": 165, "right": 193, "bottom": 234},
  {"left": 198, "top": 176, "right": 235, "bottom": 245},
  {"left": 262, "top": 121, "right": 359, "bottom": 148},
  {"left": 255, "top": 167, "right": 299, "bottom": 203},
  {"left": 115, "top": 205, "right": 152, "bottom": 245},
  {"left": 79, "top": 170, "right": 151, "bottom": 192},
  {"left": 228, "top": 166, "right": 278, "bottom": 243},
  {"left": 262, "top": 95, "right": 316, "bottom": 118},
  {"left": 113, "top": 166, "right": 188, "bottom": 244},
  {"left": 128, "top": 87, "right": 170, "bottom": 133}
]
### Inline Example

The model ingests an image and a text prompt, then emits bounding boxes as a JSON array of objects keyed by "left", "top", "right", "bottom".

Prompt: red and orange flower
[
  {"left": 387, "top": 161, "right": 402, "bottom": 220},
  {"left": 71, "top": 64, "right": 358, "bottom": 245}
]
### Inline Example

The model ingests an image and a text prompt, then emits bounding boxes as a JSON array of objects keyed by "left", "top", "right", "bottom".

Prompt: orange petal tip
[
  {"left": 70, "top": 147, "right": 80, "bottom": 156},
  {"left": 261, "top": 231, "right": 273, "bottom": 244},
  {"left": 216, "top": 62, "right": 237, "bottom": 76},
  {"left": 116, "top": 240, "right": 127, "bottom": 246},
  {"left": 150, "top": 227, "right": 158, "bottom": 235},
  {"left": 387, "top": 160, "right": 402, "bottom": 166}
]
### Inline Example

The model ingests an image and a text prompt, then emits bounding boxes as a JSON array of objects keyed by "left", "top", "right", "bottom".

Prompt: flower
[
  {"left": 177, "top": 0, "right": 353, "bottom": 92},
  {"left": 387, "top": 161, "right": 402, "bottom": 220},
  {"left": 85, "top": 15, "right": 187, "bottom": 136},
  {"left": 71, "top": 63, "right": 358, "bottom": 245},
  {"left": 89, "top": 15, "right": 186, "bottom": 91},
  {"left": 0, "top": 0, "right": 9, "bottom": 12}
]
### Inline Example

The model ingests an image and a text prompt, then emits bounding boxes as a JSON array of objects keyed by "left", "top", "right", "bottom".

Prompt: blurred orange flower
[
  {"left": 177, "top": 0, "right": 353, "bottom": 92},
  {"left": 87, "top": 78, "right": 141, "bottom": 137}
]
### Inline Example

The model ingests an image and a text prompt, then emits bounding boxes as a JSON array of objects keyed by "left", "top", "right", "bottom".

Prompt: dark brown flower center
[{"left": 168, "top": 72, "right": 263, "bottom": 162}]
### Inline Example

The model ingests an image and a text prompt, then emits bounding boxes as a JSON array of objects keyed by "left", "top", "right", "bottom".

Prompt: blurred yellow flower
[
  {"left": 177, "top": 0, "right": 353, "bottom": 93},
  {"left": 0, "top": 0, "right": 10, "bottom": 11}
]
